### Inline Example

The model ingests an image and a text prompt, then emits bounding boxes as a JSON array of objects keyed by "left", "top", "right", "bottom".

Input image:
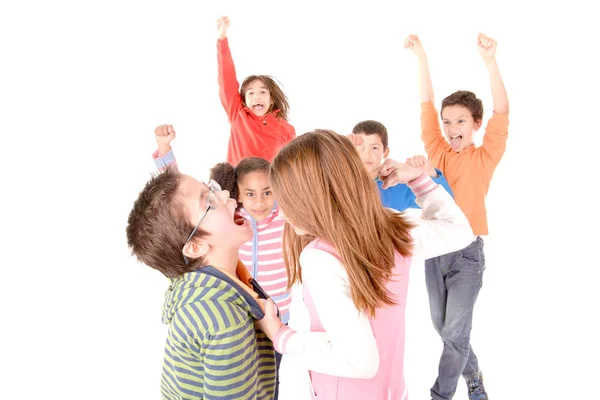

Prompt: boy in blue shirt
[{"left": 351, "top": 119, "right": 453, "bottom": 208}]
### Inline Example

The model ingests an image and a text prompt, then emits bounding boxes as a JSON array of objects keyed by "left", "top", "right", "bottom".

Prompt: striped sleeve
[{"left": 152, "top": 148, "right": 178, "bottom": 172}]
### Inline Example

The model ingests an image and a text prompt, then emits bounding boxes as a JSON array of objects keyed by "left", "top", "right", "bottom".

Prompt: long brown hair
[{"left": 269, "top": 130, "right": 415, "bottom": 317}]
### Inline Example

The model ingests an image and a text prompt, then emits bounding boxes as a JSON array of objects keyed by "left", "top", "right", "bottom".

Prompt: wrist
[
  {"left": 158, "top": 145, "right": 172, "bottom": 156},
  {"left": 428, "top": 168, "right": 438, "bottom": 178},
  {"left": 484, "top": 58, "right": 497, "bottom": 67}
]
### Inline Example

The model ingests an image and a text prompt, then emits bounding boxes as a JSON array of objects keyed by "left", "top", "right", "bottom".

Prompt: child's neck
[
  {"left": 369, "top": 169, "right": 379, "bottom": 181},
  {"left": 207, "top": 249, "right": 239, "bottom": 276}
]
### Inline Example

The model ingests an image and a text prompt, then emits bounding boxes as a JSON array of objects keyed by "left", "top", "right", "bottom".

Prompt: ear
[
  {"left": 474, "top": 119, "right": 483, "bottom": 131},
  {"left": 383, "top": 147, "right": 390, "bottom": 158},
  {"left": 182, "top": 239, "right": 209, "bottom": 262}
]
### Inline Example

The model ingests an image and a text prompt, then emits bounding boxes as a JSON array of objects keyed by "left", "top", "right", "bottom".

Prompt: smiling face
[
  {"left": 237, "top": 171, "right": 275, "bottom": 221},
  {"left": 441, "top": 105, "right": 482, "bottom": 152},
  {"left": 243, "top": 79, "right": 273, "bottom": 117}
]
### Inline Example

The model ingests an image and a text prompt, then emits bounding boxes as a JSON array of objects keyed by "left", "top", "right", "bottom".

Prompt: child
[
  {"left": 405, "top": 33, "right": 509, "bottom": 400},
  {"left": 351, "top": 119, "right": 453, "bottom": 209},
  {"left": 153, "top": 124, "right": 291, "bottom": 400},
  {"left": 254, "top": 130, "right": 474, "bottom": 400},
  {"left": 126, "top": 168, "right": 277, "bottom": 399},
  {"left": 216, "top": 15, "right": 296, "bottom": 166}
]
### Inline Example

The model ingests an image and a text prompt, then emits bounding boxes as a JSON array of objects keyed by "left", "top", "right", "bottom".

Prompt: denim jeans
[{"left": 425, "top": 237, "right": 485, "bottom": 400}]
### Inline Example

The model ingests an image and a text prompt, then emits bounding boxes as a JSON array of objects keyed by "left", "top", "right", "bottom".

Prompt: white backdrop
[{"left": 1, "top": 0, "right": 599, "bottom": 399}]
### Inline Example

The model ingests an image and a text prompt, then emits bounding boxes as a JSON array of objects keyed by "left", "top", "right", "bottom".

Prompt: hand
[
  {"left": 155, "top": 124, "right": 176, "bottom": 156},
  {"left": 217, "top": 16, "right": 230, "bottom": 40},
  {"left": 477, "top": 33, "right": 497, "bottom": 65},
  {"left": 254, "top": 299, "right": 283, "bottom": 341},
  {"left": 378, "top": 158, "right": 423, "bottom": 189},
  {"left": 405, "top": 155, "right": 437, "bottom": 178},
  {"left": 347, "top": 133, "right": 364, "bottom": 150},
  {"left": 404, "top": 34, "right": 427, "bottom": 59}
]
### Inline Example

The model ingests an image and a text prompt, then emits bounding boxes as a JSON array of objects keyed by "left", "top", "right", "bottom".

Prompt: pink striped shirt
[{"left": 237, "top": 205, "right": 291, "bottom": 323}]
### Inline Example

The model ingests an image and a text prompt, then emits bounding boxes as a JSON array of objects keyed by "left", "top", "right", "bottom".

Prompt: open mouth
[
  {"left": 233, "top": 211, "right": 246, "bottom": 226},
  {"left": 252, "top": 103, "right": 265, "bottom": 110},
  {"left": 449, "top": 134, "right": 462, "bottom": 148}
]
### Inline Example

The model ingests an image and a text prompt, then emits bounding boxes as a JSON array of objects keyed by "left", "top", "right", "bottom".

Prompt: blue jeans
[{"left": 425, "top": 237, "right": 485, "bottom": 400}]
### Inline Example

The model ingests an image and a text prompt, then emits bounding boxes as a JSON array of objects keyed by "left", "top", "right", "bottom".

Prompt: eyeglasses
[{"left": 182, "top": 179, "right": 222, "bottom": 265}]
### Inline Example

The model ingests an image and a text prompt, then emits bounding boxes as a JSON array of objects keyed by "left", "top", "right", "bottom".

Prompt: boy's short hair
[
  {"left": 441, "top": 90, "right": 483, "bottom": 122},
  {"left": 352, "top": 120, "right": 389, "bottom": 149},
  {"left": 126, "top": 167, "right": 207, "bottom": 278}
]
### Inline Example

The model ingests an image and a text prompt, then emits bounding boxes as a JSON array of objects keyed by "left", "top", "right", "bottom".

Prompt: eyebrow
[
  {"left": 443, "top": 115, "right": 467, "bottom": 120},
  {"left": 245, "top": 187, "right": 270, "bottom": 192}
]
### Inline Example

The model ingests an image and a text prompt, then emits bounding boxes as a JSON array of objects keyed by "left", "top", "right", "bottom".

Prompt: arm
[
  {"left": 478, "top": 33, "right": 508, "bottom": 115},
  {"left": 405, "top": 35, "right": 450, "bottom": 160},
  {"left": 404, "top": 155, "right": 453, "bottom": 198},
  {"left": 217, "top": 16, "right": 243, "bottom": 121},
  {"left": 406, "top": 174, "right": 473, "bottom": 260},
  {"left": 477, "top": 33, "right": 509, "bottom": 169},
  {"left": 272, "top": 249, "right": 379, "bottom": 379},
  {"left": 153, "top": 124, "right": 178, "bottom": 172}
]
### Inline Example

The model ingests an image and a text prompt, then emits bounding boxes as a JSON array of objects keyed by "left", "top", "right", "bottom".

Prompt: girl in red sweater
[{"left": 216, "top": 16, "right": 296, "bottom": 166}]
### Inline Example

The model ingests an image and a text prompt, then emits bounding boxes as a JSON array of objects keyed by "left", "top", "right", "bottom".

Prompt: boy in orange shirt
[{"left": 405, "top": 33, "right": 509, "bottom": 400}]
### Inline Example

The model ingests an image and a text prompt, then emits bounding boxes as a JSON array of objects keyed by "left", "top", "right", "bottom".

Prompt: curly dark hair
[{"left": 210, "top": 157, "right": 270, "bottom": 203}]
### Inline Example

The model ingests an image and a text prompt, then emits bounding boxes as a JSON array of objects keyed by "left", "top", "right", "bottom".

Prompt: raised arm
[
  {"left": 217, "top": 16, "right": 243, "bottom": 120},
  {"left": 477, "top": 33, "right": 509, "bottom": 170},
  {"left": 152, "top": 124, "right": 178, "bottom": 172},
  {"left": 404, "top": 34, "right": 434, "bottom": 103},
  {"left": 405, "top": 35, "right": 449, "bottom": 161},
  {"left": 478, "top": 33, "right": 508, "bottom": 114}
]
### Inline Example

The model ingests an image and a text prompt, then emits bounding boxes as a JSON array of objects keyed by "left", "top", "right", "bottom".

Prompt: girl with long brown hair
[{"left": 255, "top": 130, "right": 473, "bottom": 399}]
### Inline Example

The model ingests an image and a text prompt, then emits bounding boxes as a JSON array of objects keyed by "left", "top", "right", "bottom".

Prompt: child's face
[
  {"left": 441, "top": 105, "right": 482, "bottom": 152},
  {"left": 353, "top": 133, "right": 389, "bottom": 179},
  {"left": 179, "top": 175, "right": 252, "bottom": 248},
  {"left": 244, "top": 79, "right": 273, "bottom": 117},
  {"left": 237, "top": 171, "right": 276, "bottom": 221}
]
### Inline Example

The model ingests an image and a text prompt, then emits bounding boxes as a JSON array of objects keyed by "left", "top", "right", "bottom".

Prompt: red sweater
[{"left": 217, "top": 38, "right": 296, "bottom": 166}]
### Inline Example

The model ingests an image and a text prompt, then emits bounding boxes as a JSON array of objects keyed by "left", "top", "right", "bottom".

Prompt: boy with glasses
[{"left": 126, "top": 167, "right": 277, "bottom": 400}]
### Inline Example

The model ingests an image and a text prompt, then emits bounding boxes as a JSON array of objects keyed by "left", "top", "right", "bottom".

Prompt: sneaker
[{"left": 466, "top": 372, "right": 488, "bottom": 400}]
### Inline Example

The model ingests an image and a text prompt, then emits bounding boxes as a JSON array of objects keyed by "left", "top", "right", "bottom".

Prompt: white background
[{"left": 1, "top": 0, "right": 599, "bottom": 399}]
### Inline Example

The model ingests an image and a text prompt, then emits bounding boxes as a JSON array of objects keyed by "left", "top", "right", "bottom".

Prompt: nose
[{"left": 217, "top": 190, "right": 230, "bottom": 204}]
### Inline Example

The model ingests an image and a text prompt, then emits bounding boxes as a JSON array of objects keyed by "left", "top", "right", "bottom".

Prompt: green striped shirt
[{"left": 160, "top": 267, "right": 276, "bottom": 399}]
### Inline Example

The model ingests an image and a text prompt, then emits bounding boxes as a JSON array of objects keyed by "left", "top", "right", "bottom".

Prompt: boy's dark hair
[
  {"left": 441, "top": 90, "right": 483, "bottom": 122},
  {"left": 240, "top": 75, "right": 290, "bottom": 120},
  {"left": 126, "top": 167, "right": 207, "bottom": 278},
  {"left": 352, "top": 120, "right": 389, "bottom": 149},
  {"left": 210, "top": 157, "right": 270, "bottom": 203}
]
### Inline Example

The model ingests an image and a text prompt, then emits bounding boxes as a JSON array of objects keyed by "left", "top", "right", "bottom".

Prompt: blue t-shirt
[{"left": 377, "top": 169, "right": 453, "bottom": 212}]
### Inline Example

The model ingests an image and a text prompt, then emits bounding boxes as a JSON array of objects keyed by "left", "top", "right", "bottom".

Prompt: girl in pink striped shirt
[{"left": 209, "top": 157, "right": 292, "bottom": 323}]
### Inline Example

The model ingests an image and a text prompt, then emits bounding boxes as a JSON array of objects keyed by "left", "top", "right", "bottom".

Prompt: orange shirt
[{"left": 421, "top": 101, "right": 509, "bottom": 235}]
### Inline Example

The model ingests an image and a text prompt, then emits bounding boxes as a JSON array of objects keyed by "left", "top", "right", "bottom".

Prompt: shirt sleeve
[
  {"left": 405, "top": 173, "right": 473, "bottom": 260},
  {"left": 217, "top": 38, "right": 243, "bottom": 121},
  {"left": 152, "top": 149, "right": 178, "bottom": 172},
  {"left": 272, "top": 249, "right": 379, "bottom": 379}
]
